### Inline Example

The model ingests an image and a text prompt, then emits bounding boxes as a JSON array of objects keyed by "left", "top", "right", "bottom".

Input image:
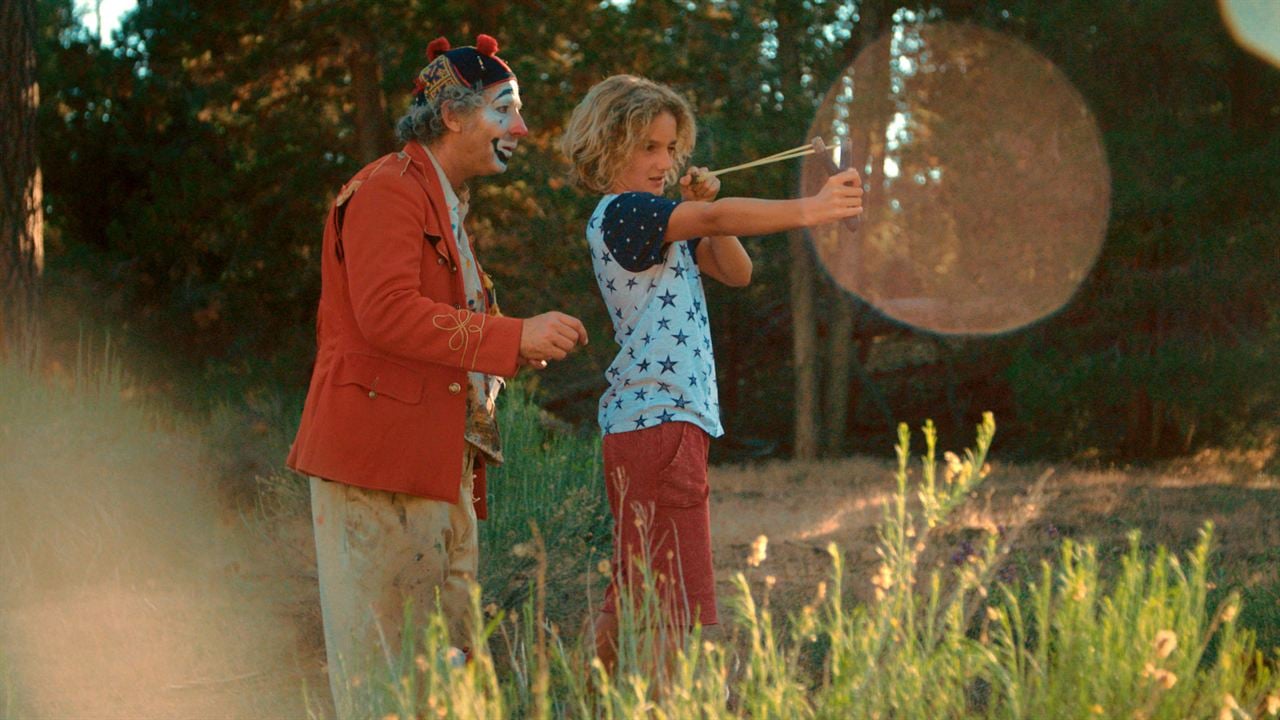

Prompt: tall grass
[
  {"left": 332, "top": 414, "right": 1280, "bottom": 719},
  {"left": 0, "top": 336, "right": 220, "bottom": 595},
  {"left": 1, "top": 652, "right": 12, "bottom": 720},
  {"left": 480, "top": 383, "right": 610, "bottom": 622}
]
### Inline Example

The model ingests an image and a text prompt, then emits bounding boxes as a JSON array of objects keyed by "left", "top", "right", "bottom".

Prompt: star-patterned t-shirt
[{"left": 587, "top": 192, "right": 723, "bottom": 438}]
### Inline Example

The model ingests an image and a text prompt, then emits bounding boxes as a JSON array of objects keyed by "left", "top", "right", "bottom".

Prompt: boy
[{"left": 561, "top": 74, "right": 862, "bottom": 670}]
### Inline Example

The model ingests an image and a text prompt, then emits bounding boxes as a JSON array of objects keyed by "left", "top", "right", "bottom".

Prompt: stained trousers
[{"left": 309, "top": 449, "right": 477, "bottom": 718}]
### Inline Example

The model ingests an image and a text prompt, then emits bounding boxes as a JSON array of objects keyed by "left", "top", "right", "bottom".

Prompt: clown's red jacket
[{"left": 287, "top": 141, "right": 523, "bottom": 518}]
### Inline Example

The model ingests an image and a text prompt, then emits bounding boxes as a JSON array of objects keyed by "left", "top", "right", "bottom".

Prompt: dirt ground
[{"left": 2, "top": 451, "right": 1277, "bottom": 719}]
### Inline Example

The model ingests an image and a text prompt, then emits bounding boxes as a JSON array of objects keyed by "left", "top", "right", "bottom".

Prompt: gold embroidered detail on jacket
[{"left": 431, "top": 309, "right": 488, "bottom": 369}]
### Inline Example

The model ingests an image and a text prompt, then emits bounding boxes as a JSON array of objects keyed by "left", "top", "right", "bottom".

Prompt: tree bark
[
  {"left": 824, "top": 291, "right": 854, "bottom": 455},
  {"left": 346, "top": 32, "right": 389, "bottom": 165},
  {"left": 0, "top": 0, "right": 44, "bottom": 360},
  {"left": 790, "top": 231, "right": 819, "bottom": 459}
]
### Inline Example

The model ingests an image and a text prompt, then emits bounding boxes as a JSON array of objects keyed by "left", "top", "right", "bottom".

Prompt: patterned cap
[{"left": 412, "top": 34, "right": 515, "bottom": 107}]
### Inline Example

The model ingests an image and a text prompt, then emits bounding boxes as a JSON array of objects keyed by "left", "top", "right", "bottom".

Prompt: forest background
[{"left": 14, "top": 0, "right": 1280, "bottom": 466}]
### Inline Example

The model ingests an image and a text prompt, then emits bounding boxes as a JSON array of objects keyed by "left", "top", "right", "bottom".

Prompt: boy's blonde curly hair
[{"left": 561, "top": 75, "right": 697, "bottom": 195}]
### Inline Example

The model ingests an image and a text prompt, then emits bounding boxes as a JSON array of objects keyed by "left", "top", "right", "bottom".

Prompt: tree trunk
[
  {"left": 790, "top": 231, "right": 819, "bottom": 459},
  {"left": 824, "top": 292, "right": 854, "bottom": 455},
  {"left": 347, "top": 32, "right": 389, "bottom": 164},
  {"left": 0, "top": 0, "right": 44, "bottom": 360}
]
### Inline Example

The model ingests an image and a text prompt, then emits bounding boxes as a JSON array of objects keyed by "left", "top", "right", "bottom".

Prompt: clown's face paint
[
  {"left": 456, "top": 78, "right": 528, "bottom": 178},
  {"left": 612, "top": 111, "right": 678, "bottom": 196}
]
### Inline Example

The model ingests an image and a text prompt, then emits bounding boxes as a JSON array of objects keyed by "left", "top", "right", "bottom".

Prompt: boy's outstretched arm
[
  {"left": 665, "top": 167, "right": 862, "bottom": 244},
  {"left": 677, "top": 168, "right": 752, "bottom": 287}
]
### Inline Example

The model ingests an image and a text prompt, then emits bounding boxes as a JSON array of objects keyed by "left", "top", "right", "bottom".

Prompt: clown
[{"left": 288, "top": 34, "right": 588, "bottom": 717}]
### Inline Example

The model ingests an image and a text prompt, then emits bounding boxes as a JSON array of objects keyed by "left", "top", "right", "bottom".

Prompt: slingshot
[{"left": 698, "top": 137, "right": 861, "bottom": 231}]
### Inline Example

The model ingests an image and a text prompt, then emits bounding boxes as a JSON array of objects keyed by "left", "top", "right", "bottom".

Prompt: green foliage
[{"left": 33, "top": 0, "right": 1280, "bottom": 460}]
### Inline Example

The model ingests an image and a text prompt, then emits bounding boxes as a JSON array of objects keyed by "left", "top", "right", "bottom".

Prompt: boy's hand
[
  {"left": 680, "top": 167, "right": 719, "bottom": 202},
  {"left": 805, "top": 168, "right": 864, "bottom": 225}
]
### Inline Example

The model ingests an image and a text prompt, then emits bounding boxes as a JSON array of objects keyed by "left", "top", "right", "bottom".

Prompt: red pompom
[
  {"left": 427, "top": 37, "right": 450, "bottom": 60},
  {"left": 475, "top": 34, "right": 499, "bottom": 56}
]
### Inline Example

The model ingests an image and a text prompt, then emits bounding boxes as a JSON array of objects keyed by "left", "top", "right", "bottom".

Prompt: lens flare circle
[
  {"left": 803, "top": 22, "right": 1110, "bottom": 335},
  {"left": 1220, "top": 0, "right": 1280, "bottom": 68}
]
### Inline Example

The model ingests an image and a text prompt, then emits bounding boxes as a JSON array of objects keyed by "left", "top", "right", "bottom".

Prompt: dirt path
[{"left": 708, "top": 453, "right": 1280, "bottom": 625}]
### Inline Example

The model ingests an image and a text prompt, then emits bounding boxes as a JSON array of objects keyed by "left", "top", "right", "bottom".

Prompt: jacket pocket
[{"left": 335, "top": 352, "right": 425, "bottom": 404}]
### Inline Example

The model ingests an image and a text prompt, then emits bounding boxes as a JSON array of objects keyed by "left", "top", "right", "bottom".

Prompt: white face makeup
[
  {"left": 484, "top": 80, "right": 526, "bottom": 169},
  {"left": 452, "top": 77, "right": 529, "bottom": 180}
]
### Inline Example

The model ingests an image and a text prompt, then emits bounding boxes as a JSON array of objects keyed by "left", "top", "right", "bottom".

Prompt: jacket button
[
  {"left": 368, "top": 390, "right": 377, "bottom": 399},
  {"left": 448, "top": 382, "right": 462, "bottom": 394},
  {"left": 437, "top": 257, "right": 446, "bottom": 265}
]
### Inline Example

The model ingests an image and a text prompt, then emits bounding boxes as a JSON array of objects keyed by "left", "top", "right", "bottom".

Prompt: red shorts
[{"left": 602, "top": 421, "right": 717, "bottom": 626}]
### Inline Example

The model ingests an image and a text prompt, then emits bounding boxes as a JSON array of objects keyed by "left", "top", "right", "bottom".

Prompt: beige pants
[{"left": 310, "top": 450, "right": 478, "bottom": 717}]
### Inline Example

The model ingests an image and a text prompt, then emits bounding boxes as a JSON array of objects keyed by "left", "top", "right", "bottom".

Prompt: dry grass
[{"left": 709, "top": 451, "right": 1280, "bottom": 650}]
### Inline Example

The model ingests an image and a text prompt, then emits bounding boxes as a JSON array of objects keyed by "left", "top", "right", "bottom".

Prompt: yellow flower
[
  {"left": 747, "top": 534, "right": 769, "bottom": 567},
  {"left": 1090, "top": 704, "right": 1104, "bottom": 715},
  {"left": 1221, "top": 603, "right": 1239, "bottom": 623},
  {"left": 1220, "top": 693, "right": 1241, "bottom": 720},
  {"left": 871, "top": 564, "right": 894, "bottom": 590},
  {"left": 1153, "top": 630, "right": 1178, "bottom": 659},
  {"left": 1265, "top": 693, "right": 1279, "bottom": 716},
  {"left": 597, "top": 559, "right": 612, "bottom": 576},
  {"left": 986, "top": 606, "right": 1001, "bottom": 622},
  {"left": 944, "top": 451, "right": 964, "bottom": 482}
]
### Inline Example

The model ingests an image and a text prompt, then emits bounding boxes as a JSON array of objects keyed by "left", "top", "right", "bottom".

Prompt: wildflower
[
  {"left": 415, "top": 654, "right": 428, "bottom": 672},
  {"left": 1072, "top": 580, "right": 1088, "bottom": 602},
  {"left": 597, "top": 559, "right": 612, "bottom": 576},
  {"left": 1090, "top": 705, "right": 1104, "bottom": 715},
  {"left": 1143, "top": 663, "right": 1177, "bottom": 689},
  {"left": 1265, "top": 693, "right": 1279, "bottom": 716},
  {"left": 872, "top": 564, "right": 894, "bottom": 600},
  {"left": 747, "top": 534, "right": 769, "bottom": 567},
  {"left": 815, "top": 581, "right": 827, "bottom": 601},
  {"left": 1153, "top": 630, "right": 1178, "bottom": 659},
  {"left": 765, "top": 575, "right": 777, "bottom": 589},
  {"left": 943, "top": 451, "right": 964, "bottom": 483},
  {"left": 986, "top": 606, "right": 1001, "bottom": 622},
  {"left": 1221, "top": 603, "right": 1239, "bottom": 623},
  {"left": 512, "top": 542, "right": 532, "bottom": 558},
  {"left": 1220, "top": 693, "right": 1242, "bottom": 720}
]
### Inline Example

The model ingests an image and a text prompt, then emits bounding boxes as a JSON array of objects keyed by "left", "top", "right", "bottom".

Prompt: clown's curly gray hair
[{"left": 395, "top": 84, "right": 486, "bottom": 145}]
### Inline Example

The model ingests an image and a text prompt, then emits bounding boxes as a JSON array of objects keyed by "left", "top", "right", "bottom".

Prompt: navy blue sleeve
[{"left": 601, "top": 192, "right": 680, "bottom": 272}]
